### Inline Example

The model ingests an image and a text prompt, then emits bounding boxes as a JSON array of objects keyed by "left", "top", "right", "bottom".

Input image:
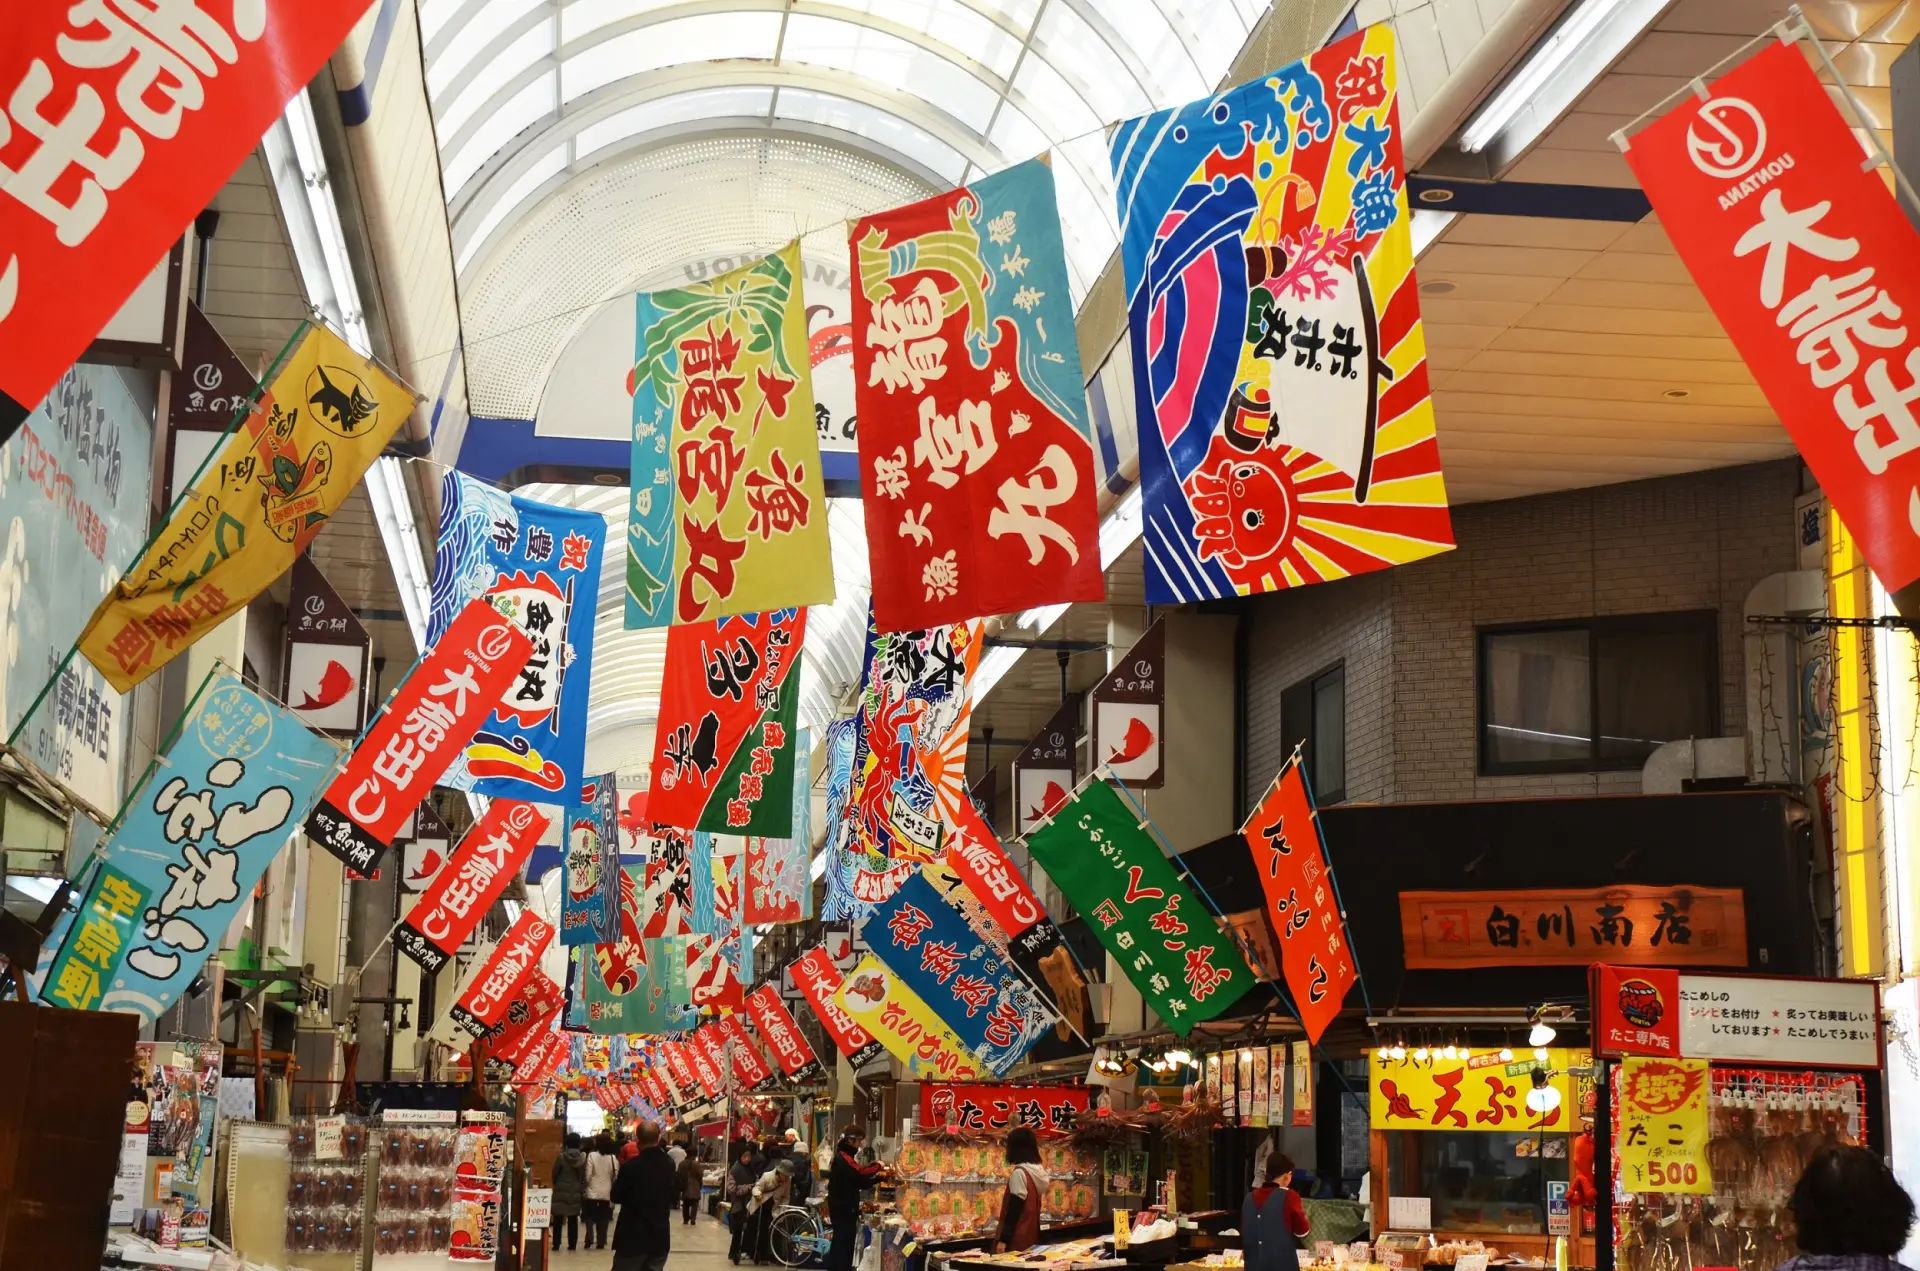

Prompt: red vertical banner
[
  {"left": 395, "top": 800, "right": 550, "bottom": 975},
  {"left": 745, "top": 984, "right": 824, "bottom": 1080},
  {"left": 660, "top": 1042, "right": 701, "bottom": 1104},
  {"left": 717, "top": 1013, "right": 779, "bottom": 1092},
  {"left": 1622, "top": 37, "right": 1920, "bottom": 591},
  {"left": 447, "top": 911, "right": 556, "bottom": 1037},
  {"left": 1241, "top": 755, "right": 1358, "bottom": 1043},
  {"left": 790, "top": 945, "right": 886, "bottom": 1067}
]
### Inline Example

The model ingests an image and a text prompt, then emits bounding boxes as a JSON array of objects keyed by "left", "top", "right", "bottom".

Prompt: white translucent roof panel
[
  {"left": 427, "top": 0, "right": 547, "bottom": 99},
  {"left": 438, "top": 20, "right": 555, "bottom": 143},
  {"left": 575, "top": 87, "right": 779, "bottom": 161},
  {"left": 447, "top": 71, "right": 558, "bottom": 196},
  {"left": 776, "top": 88, "right": 971, "bottom": 185},
  {"left": 825, "top": 0, "right": 1029, "bottom": 78},
  {"left": 779, "top": 14, "right": 1003, "bottom": 131},
  {"left": 562, "top": 13, "right": 784, "bottom": 103},
  {"left": 559, "top": 0, "right": 692, "bottom": 44}
]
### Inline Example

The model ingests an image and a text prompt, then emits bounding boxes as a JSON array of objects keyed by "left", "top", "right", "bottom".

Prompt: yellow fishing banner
[
  {"left": 79, "top": 324, "right": 413, "bottom": 691},
  {"left": 1617, "top": 1057, "right": 1712, "bottom": 1194},
  {"left": 831, "top": 954, "right": 984, "bottom": 1081}
]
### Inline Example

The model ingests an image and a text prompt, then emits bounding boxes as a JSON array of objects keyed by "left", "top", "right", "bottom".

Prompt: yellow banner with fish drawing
[
  {"left": 831, "top": 954, "right": 984, "bottom": 1081},
  {"left": 78, "top": 324, "right": 412, "bottom": 691}
]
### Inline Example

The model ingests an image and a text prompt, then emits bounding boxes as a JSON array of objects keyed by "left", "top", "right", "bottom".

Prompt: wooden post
[{"left": 252, "top": 1026, "right": 265, "bottom": 1120}]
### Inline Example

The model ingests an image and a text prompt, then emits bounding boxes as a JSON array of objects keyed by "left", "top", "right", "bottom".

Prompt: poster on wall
[{"left": 1090, "top": 619, "right": 1164, "bottom": 787}]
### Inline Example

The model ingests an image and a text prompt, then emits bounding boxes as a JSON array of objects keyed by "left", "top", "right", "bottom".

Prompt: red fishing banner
[
  {"left": 659, "top": 1042, "right": 702, "bottom": 1105},
  {"left": 687, "top": 1027, "right": 729, "bottom": 1098},
  {"left": 0, "top": 1, "right": 377, "bottom": 411},
  {"left": 717, "top": 1012, "right": 779, "bottom": 1092},
  {"left": 485, "top": 972, "right": 563, "bottom": 1056},
  {"left": 849, "top": 159, "right": 1103, "bottom": 629},
  {"left": 395, "top": 800, "right": 549, "bottom": 975},
  {"left": 1242, "top": 755, "right": 1358, "bottom": 1043},
  {"left": 791, "top": 944, "right": 886, "bottom": 1067},
  {"left": 510, "top": 1028, "right": 567, "bottom": 1090},
  {"left": 1621, "top": 37, "right": 1920, "bottom": 591},
  {"left": 307, "top": 598, "right": 532, "bottom": 873},
  {"left": 745, "top": 984, "right": 824, "bottom": 1080},
  {"left": 640, "top": 824, "right": 694, "bottom": 937},
  {"left": 447, "top": 909, "right": 555, "bottom": 1037}
]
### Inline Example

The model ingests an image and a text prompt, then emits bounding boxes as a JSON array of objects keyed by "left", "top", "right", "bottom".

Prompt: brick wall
[{"left": 1242, "top": 460, "right": 1803, "bottom": 805}]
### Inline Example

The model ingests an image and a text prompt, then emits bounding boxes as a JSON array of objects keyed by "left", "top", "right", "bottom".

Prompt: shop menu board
[{"left": 891, "top": 1139, "right": 1100, "bottom": 1240}]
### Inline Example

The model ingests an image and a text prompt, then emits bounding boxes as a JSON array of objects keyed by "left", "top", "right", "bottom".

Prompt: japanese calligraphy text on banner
[
  {"left": 582, "top": 865, "right": 691, "bottom": 1034},
  {"left": 561, "top": 773, "right": 621, "bottom": 946},
  {"left": 848, "top": 618, "right": 980, "bottom": 866},
  {"left": 1369, "top": 1048, "right": 1583, "bottom": 1132},
  {"left": 1621, "top": 37, "right": 1920, "bottom": 592},
  {"left": 626, "top": 242, "right": 834, "bottom": 627},
  {"left": 1242, "top": 754, "right": 1358, "bottom": 1043},
  {"left": 832, "top": 954, "right": 985, "bottom": 1080},
  {"left": 429, "top": 470, "right": 603, "bottom": 802},
  {"left": 868, "top": 871, "right": 1056, "bottom": 1075},
  {"left": 1026, "top": 779, "right": 1254, "bottom": 1033},
  {"left": 0, "top": 3, "right": 378, "bottom": 411},
  {"left": 448, "top": 910, "right": 556, "bottom": 1038},
  {"left": 43, "top": 664, "right": 338, "bottom": 1020},
  {"left": 745, "top": 725, "right": 812, "bottom": 923},
  {"left": 641, "top": 824, "right": 695, "bottom": 937},
  {"left": 850, "top": 157, "right": 1103, "bottom": 629},
  {"left": 1617, "top": 1057, "right": 1712, "bottom": 1194},
  {"left": 80, "top": 325, "right": 411, "bottom": 691},
  {"left": 1398, "top": 886, "right": 1747, "bottom": 969},
  {"left": 1111, "top": 25, "right": 1453, "bottom": 604},
  {"left": 306, "top": 597, "right": 532, "bottom": 873},
  {"left": 921, "top": 1084, "right": 1090, "bottom": 1136},
  {"left": 395, "top": 799, "right": 549, "bottom": 975},
  {"left": 649, "top": 609, "right": 804, "bottom": 834},
  {"left": 791, "top": 944, "right": 886, "bottom": 1067},
  {"left": 745, "top": 984, "right": 824, "bottom": 1079}
]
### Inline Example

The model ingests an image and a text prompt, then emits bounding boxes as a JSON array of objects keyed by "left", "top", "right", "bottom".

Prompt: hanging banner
[
  {"left": 1111, "top": 26, "right": 1453, "bottom": 604},
  {"left": 717, "top": 1013, "right": 780, "bottom": 1092},
  {"left": 1026, "top": 780, "right": 1254, "bottom": 1033},
  {"left": 818, "top": 715, "right": 864, "bottom": 921},
  {"left": 429, "top": 470, "right": 603, "bottom": 802},
  {"left": 920, "top": 1084, "right": 1088, "bottom": 1136},
  {"left": 1241, "top": 754, "right": 1359, "bottom": 1043},
  {"left": 447, "top": 910, "right": 556, "bottom": 1037},
  {"left": 79, "top": 324, "right": 412, "bottom": 690},
  {"left": 170, "top": 302, "right": 258, "bottom": 431},
  {"left": 640, "top": 823, "right": 695, "bottom": 937},
  {"left": 648, "top": 936, "right": 691, "bottom": 1005},
  {"left": 487, "top": 975, "right": 565, "bottom": 1061},
  {"left": 790, "top": 945, "right": 887, "bottom": 1067},
  {"left": 1292, "top": 1042, "right": 1314, "bottom": 1127},
  {"left": 867, "top": 872, "right": 1055, "bottom": 1076},
  {"left": 510, "top": 1029, "right": 569, "bottom": 1092},
  {"left": 648, "top": 608, "right": 804, "bottom": 834},
  {"left": 1090, "top": 620, "right": 1165, "bottom": 788},
  {"left": 42, "top": 665, "right": 337, "bottom": 1020},
  {"left": 1617, "top": 1057, "right": 1713, "bottom": 1194},
  {"left": 281, "top": 554, "right": 371, "bottom": 737},
  {"left": 395, "top": 800, "right": 549, "bottom": 975},
  {"left": 745, "top": 725, "right": 811, "bottom": 923},
  {"left": 626, "top": 241, "right": 834, "bottom": 627},
  {"left": 0, "top": 3, "right": 378, "bottom": 412},
  {"left": 745, "top": 984, "right": 825, "bottom": 1081},
  {"left": 849, "top": 618, "right": 980, "bottom": 867},
  {"left": 683, "top": 1029, "right": 727, "bottom": 1099},
  {"left": 403, "top": 802, "right": 454, "bottom": 895},
  {"left": 659, "top": 1042, "right": 703, "bottom": 1106},
  {"left": 831, "top": 954, "right": 986, "bottom": 1080},
  {"left": 306, "top": 597, "right": 532, "bottom": 873},
  {"left": 562, "top": 773, "right": 621, "bottom": 946},
  {"left": 583, "top": 865, "right": 690, "bottom": 1035},
  {"left": 1621, "top": 38, "right": 1920, "bottom": 592},
  {"left": 850, "top": 157, "right": 1102, "bottom": 628},
  {"left": 684, "top": 837, "right": 748, "bottom": 1010},
  {"left": 1012, "top": 697, "right": 1077, "bottom": 838}
]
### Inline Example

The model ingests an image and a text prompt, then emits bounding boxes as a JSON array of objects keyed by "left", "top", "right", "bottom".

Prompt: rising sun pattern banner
[{"left": 1111, "top": 25, "right": 1453, "bottom": 602}]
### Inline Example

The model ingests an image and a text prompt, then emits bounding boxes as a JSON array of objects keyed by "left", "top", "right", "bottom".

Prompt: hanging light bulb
[
  {"left": 1388, "top": 1040, "right": 1406, "bottom": 1061},
  {"left": 1441, "top": 1043, "right": 1457, "bottom": 1061},
  {"left": 1498, "top": 1045, "right": 1514, "bottom": 1062},
  {"left": 1413, "top": 1039, "right": 1430, "bottom": 1061},
  {"left": 1529, "top": 1018, "right": 1557, "bottom": 1047},
  {"left": 1166, "top": 1047, "right": 1191, "bottom": 1066},
  {"left": 1533, "top": 1047, "right": 1550, "bottom": 1063}
]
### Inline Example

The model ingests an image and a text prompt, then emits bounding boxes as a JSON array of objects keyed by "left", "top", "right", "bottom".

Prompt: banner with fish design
[
  {"left": 647, "top": 609, "right": 804, "bottom": 834},
  {"left": 686, "top": 839, "right": 748, "bottom": 1010},
  {"left": 1012, "top": 696, "right": 1077, "bottom": 838},
  {"left": 640, "top": 823, "right": 695, "bottom": 937},
  {"left": 1110, "top": 26, "right": 1453, "bottom": 603},
  {"left": 745, "top": 726, "right": 812, "bottom": 923},
  {"left": 1089, "top": 619, "right": 1164, "bottom": 788},
  {"left": 581, "top": 865, "right": 691, "bottom": 1034},
  {"left": 626, "top": 242, "right": 834, "bottom": 627},
  {"left": 850, "top": 158, "right": 1103, "bottom": 629},
  {"left": 561, "top": 773, "right": 621, "bottom": 946},
  {"left": 818, "top": 716, "right": 864, "bottom": 921},
  {"left": 832, "top": 955, "right": 984, "bottom": 1081},
  {"left": 428, "top": 471, "right": 604, "bottom": 801}
]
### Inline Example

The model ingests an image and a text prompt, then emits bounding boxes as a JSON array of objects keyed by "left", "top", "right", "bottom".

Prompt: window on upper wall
[
  {"left": 1280, "top": 663, "right": 1345, "bottom": 802},
  {"left": 1477, "top": 612, "right": 1719, "bottom": 775}
]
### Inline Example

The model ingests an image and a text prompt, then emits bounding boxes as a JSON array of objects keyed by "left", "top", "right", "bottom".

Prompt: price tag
[
  {"left": 525, "top": 1187, "right": 553, "bottom": 1229},
  {"left": 315, "top": 1115, "right": 345, "bottom": 1161},
  {"left": 1456, "top": 1255, "right": 1489, "bottom": 1271},
  {"left": 1114, "top": 1209, "right": 1131, "bottom": 1251}
]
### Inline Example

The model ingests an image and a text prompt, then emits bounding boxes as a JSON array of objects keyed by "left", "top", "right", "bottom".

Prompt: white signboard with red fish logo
[{"left": 1091, "top": 619, "right": 1164, "bottom": 788}]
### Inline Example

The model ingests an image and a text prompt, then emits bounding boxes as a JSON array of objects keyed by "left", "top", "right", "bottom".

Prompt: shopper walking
[
  {"left": 583, "top": 1133, "right": 618, "bottom": 1249},
  {"left": 549, "top": 1132, "right": 588, "bottom": 1252},
  {"left": 609, "top": 1122, "right": 679, "bottom": 1271},
  {"left": 749, "top": 1153, "right": 795, "bottom": 1264},
  {"left": 727, "top": 1141, "right": 761, "bottom": 1264},
  {"left": 677, "top": 1145, "right": 705, "bottom": 1225},
  {"left": 990, "top": 1127, "right": 1048, "bottom": 1253},
  {"left": 1241, "top": 1153, "right": 1311, "bottom": 1271},
  {"left": 1778, "top": 1146, "right": 1917, "bottom": 1271},
  {"left": 826, "top": 1123, "right": 884, "bottom": 1271}
]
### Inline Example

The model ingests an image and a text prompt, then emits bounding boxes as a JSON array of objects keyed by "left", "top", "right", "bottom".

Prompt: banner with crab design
[
  {"left": 647, "top": 608, "right": 804, "bottom": 835},
  {"left": 625, "top": 241, "right": 835, "bottom": 629},
  {"left": 1111, "top": 25, "right": 1453, "bottom": 602},
  {"left": 849, "top": 157, "right": 1104, "bottom": 630}
]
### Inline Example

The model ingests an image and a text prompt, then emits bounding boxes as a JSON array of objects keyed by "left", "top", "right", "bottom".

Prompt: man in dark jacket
[
  {"left": 610, "top": 1121, "right": 679, "bottom": 1271},
  {"left": 550, "top": 1132, "right": 589, "bottom": 1250}
]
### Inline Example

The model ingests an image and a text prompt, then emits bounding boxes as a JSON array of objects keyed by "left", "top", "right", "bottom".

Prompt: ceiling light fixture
[{"left": 1458, "top": 0, "right": 1668, "bottom": 160}]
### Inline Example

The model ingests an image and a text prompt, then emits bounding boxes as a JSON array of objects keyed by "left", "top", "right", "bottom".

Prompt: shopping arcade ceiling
[{"left": 420, "top": 0, "right": 1282, "bottom": 762}]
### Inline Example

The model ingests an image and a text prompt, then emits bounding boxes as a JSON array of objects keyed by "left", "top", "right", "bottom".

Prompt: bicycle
[{"left": 768, "top": 1195, "right": 834, "bottom": 1268}]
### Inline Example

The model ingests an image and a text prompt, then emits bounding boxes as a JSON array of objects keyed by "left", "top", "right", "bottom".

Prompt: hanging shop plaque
[
  {"left": 281, "top": 554, "right": 372, "bottom": 737},
  {"left": 1592, "top": 965, "right": 1682, "bottom": 1058},
  {"left": 1399, "top": 886, "right": 1747, "bottom": 970},
  {"left": 169, "top": 301, "right": 259, "bottom": 430},
  {"left": 1090, "top": 619, "right": 1165, "bottom": 787},
  {"left": 920, "top": 1084, "right": 1089, "bottom": 1136},
  {"left": 1369, "top": 1048, "right": 1583, "bottom": 1132},
  {"left": 1012, "top": 697, "right": 1076, "bottom": 838},
  {"left": 402, "top": 802, "right": 454, "bottom": 895}
]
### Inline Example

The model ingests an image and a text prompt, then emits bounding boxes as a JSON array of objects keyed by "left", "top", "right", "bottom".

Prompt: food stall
[
  {"left": 1367, "top": 1046, "right": 1595, "bottom": 1267},
  {"left": 1592, "top": 966, "right": 1885, "bottom": 1271}
]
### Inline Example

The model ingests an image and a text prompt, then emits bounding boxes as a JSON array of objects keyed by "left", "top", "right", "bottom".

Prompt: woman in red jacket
[{"left": 1242, "top": 1153, "right": 1312, "bottom": 1271}]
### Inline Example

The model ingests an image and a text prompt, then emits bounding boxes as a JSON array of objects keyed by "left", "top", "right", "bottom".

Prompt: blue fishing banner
[
  {"left": 867, "top": 870, "right": 1055, "bottom": 1076},
  {"left": 429, "top": 470, "right": 605, "bottom": 801},
  {"left": 818, "top": 715, "right": 861, "bottom": 921},
  {"left": 42, "top": 664, "right": 339, "bottom": 1020},
  {"left": 562, "top": 772, "right": 621, "bottom": 946}
]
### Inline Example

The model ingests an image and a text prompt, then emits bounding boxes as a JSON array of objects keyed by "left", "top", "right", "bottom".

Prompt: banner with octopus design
[
  {"left": 625, "top": 241, "right": 835, "bottom": 628},
  {"left": 850, "top": 157, "right": 1104, "bottom": 630},
  {"left": 1111, "top": 25, "right": 1453, "bottom": 602},
  {"left": 429, "top": 471, "right": 604, "bottom": 801}
]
